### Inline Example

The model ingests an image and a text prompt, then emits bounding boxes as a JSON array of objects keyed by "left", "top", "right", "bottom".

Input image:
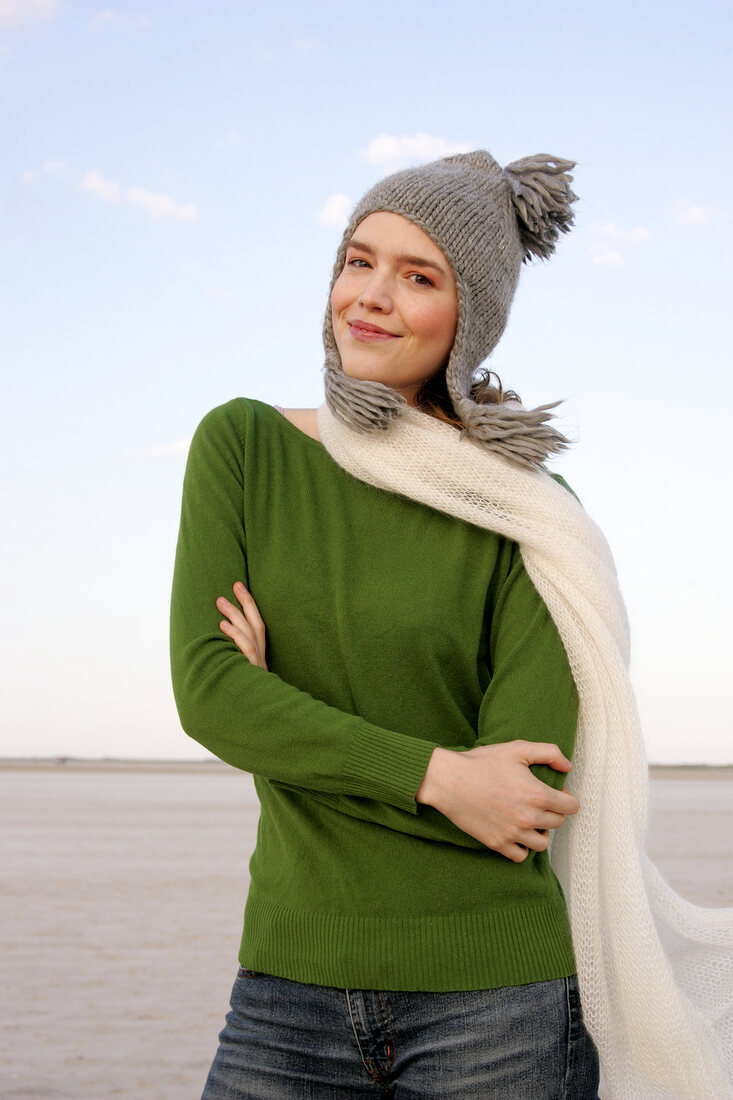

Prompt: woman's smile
[{"left": 346, "top": 319, "right": 401, "bottom": 342}]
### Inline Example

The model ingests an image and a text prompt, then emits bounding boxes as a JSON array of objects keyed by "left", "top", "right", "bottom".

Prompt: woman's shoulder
[
  {"left": 276, "top": 407, "right": 321, "bottom": 442},
  {"left": 192, "top": 398, "right": 322, "bottom": 452},
  {"left": 185, "top": 399, "right": 265, "bottom": 465},
  {"left": 193, "top": 396, "right": 280, "bottom": 436}
]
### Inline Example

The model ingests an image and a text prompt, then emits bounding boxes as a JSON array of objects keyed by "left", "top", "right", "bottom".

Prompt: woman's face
[{"left": 330, "top": 212, "right": 458, "bottom": 405}]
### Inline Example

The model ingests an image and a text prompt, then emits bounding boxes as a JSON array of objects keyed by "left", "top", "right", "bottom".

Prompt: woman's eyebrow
[{"left": 347, "top": 238, "right": 448, "bottom": 275}]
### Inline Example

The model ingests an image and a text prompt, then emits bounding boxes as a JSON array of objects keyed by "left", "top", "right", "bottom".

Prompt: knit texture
[
  {"left": 170, "top": 398, "right": 579, "bottom": 993},
  {"left": 323, "top": 150, "right": 577, "bottom": 467},
  {"left": 318, "top": 401, "right": 733, "bottom": 1100}
]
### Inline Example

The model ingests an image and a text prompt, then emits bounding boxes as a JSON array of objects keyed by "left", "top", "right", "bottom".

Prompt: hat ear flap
[{"left": 503, "top": 155, "right": 578, "bottom": 262}]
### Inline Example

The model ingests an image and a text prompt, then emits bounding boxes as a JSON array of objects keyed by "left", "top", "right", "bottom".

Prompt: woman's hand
[
  {"left": 415, "top": 741, "right": 579, "bottom": 862},
  {"left": 216, "top": 582, "right": 268, "bottom": 671}
]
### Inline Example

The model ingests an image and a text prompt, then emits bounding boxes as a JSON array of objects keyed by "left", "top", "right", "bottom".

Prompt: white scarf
[{"left": 318, "top": 402, "right": 733, "bottom": 1100}]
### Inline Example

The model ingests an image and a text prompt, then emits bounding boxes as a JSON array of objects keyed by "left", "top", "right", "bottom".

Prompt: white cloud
[
  {"left": 207, "top": 286, "right": 232, "bottom": 302},
  {"left": 592, "top": 251, "right": 626, "bottom": 268},
  {"left": 21, "top": 162, "right": 67, "bottom": 186},
  {"left": 81, "top": 170, "right": 120, "bottom": 204},
  {"left": 672, "top": 199, "right": 718, "bottom": 227},
  {"left": 126, "top": 186, "right": 197, "bottom": 222},
  {"left": 0, "top": 0, "right": 57, "bottom": 29},
  {"left": 134, "top": 438, "right": 191, "bottom": 460},
  {"left": 89, "top": 10, "right": 149, "bottom": 30},
  {"left": 317, "top": 192, "right": 352, "bottom": 228},
  {"left": 587, "top": 220, "right": 650, "bottom": 268},
  {"left": 593, "top": 221, "right": 651, "bottom": 244},
  {"left": 50, "top": 165, "right": 199, "bottom": 224},
  {"left": 294, "top": 35, "right": 317, "bottom": 53},
  {"left": 361, "top": 133, "right": 473, "bottom": 173},
  {"left": 42, "top": 159, "right": 68, "bottom": 178}
]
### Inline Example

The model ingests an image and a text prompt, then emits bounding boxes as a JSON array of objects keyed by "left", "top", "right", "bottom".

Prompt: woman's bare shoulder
[{"left": 278, "top": 407, "right": 321, "bottom": 442}]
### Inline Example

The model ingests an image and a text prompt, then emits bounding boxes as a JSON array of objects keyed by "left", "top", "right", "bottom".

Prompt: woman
[{"left": 171, "top": 151, "right": 732, "bottom": 1099}]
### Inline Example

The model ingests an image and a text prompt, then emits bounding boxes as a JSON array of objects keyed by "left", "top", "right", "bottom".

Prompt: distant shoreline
[
  {"left": 0, "top": 756, "right": 234, "bottom": 775},
  {"left": 1, "top": 757, "right": 732, "bottom": 779}
]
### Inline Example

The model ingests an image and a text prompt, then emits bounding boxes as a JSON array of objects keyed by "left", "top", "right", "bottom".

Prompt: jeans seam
[
  {"left": 346, "top": 990, "right": 380, "bottom": 1086},
  {"left": 377, "top": 993, "right": 396, "bottom": 1073},
  {"left": 345, "top": 990, "right": 394, "bottom": 1094},
  {"left": 562, "top": 975, "right": 572, "bottom": 1100}
]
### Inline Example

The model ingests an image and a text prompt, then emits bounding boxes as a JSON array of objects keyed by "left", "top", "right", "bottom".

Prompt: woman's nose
[{"left": 358, "top": 272, "right": 392, "bottom": 312}]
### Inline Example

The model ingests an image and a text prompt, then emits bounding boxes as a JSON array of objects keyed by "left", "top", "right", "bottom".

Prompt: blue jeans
[{"left": 201, "top": 968, "right": 600, "bottom": 1099}]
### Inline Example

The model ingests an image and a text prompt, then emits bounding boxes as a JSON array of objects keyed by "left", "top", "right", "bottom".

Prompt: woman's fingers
[
  {"left": 216, "top": 595, "right": 246, "bottom": 629},
  {"left": 533, "top": 779, "right": 579, "bottom": 819},
  {"left": 216, "top": 583, "right": 268, "bottom": 670},
  {"left": 499, "top": 828, "right": 558, "bottom": 863},
  {"left": 233, "top": 581, "right": 267, "bottom": 651},
  {"left": 520, "top": 740, "right": 573, "bottom": 773},
  {"left": 535, "top": 810, "right": 567, "bottom": 831},
  {"left": 215, "top": 596, "right": 249, "bottom": 639},
  {"left": 217, "top": 605, "right": 260, "bottom": 666}
]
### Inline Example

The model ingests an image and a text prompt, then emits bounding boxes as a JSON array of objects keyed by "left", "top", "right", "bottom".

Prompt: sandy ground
[{"left": 1, "top": 762, "right": 731, "bottom": 1100}]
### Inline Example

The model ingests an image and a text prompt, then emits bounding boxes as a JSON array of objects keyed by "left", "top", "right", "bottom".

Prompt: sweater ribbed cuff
[{"left": 344, "top": 723, "right": 437, "bottom": 813}]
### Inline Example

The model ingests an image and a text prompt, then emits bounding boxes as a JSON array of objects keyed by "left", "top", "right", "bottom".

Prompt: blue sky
[{"left": 1, "top": 0, "right": 731, "bottom": 762}]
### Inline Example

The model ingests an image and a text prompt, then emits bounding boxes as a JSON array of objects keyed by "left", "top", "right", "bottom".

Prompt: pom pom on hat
[{"left": 503, "top": 155, "right": 578, "bottom": 261}]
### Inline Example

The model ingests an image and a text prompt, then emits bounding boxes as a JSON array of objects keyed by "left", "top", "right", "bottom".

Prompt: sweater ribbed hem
[
  {"left": 239, "top": 890, "right": 576, "bottom": 992},
  {"left": 344, "top": 723, "right": 437, "bottom": 813}
]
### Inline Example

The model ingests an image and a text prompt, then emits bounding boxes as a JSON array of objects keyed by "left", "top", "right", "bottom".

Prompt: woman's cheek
[{"left": 423, "top": 304, "right": 457, "bottom": 348}]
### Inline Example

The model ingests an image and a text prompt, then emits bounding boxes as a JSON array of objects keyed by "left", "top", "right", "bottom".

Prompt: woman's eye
[
  {"left": 410, "top": 273, "right": 434, "bottom": 287},
  {"left": 347, "top": 257, "right": 370, "bottom": 269}
]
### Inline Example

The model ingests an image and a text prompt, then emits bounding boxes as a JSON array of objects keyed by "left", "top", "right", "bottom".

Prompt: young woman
[{"left": 171, "top": 151, "right": 732, "bottom": 1099}]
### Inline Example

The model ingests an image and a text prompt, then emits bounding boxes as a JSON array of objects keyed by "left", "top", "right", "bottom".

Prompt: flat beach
[{"left": 2, "top": 760, "right": 732, "bottom": 1100}]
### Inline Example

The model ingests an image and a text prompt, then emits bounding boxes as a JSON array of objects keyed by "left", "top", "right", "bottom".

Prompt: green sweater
[{"left": 170, "top": 398, "right": 578, "bottom": 991}]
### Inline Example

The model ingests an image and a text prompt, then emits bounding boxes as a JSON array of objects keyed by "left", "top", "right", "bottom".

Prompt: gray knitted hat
[{"left": 323, "top": 150, "right": 577, "bottom": 468}]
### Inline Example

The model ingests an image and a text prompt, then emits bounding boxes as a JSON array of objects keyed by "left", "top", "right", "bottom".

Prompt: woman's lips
[{"left": 347, "top": 319, "right": 399, "bottom": 342}]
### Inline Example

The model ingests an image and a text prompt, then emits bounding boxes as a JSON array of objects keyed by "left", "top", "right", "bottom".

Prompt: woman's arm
[
  {"left": 170, "top": 402, "right": 436, "bottom": 813},
  {"left": 218, "top": 532, "right": 579, "bottom": 860},
  {"left": 416, "top": 545, "right": 581, "bottom": 861}
]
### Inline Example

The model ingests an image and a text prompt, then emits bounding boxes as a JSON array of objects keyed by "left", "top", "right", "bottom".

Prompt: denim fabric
[{"left": 201, "top": 968, "right": 600, "bottom": 1099}]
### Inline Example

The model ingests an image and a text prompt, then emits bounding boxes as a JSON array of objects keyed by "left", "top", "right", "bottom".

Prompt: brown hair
[{"left": 415, "top": 368, "right": 520, "bottom": 428}]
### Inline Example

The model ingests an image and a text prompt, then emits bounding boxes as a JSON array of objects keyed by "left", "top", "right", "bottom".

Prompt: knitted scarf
[{"left": 317, "top": 402, "right": 733, "bottom": 1100}]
